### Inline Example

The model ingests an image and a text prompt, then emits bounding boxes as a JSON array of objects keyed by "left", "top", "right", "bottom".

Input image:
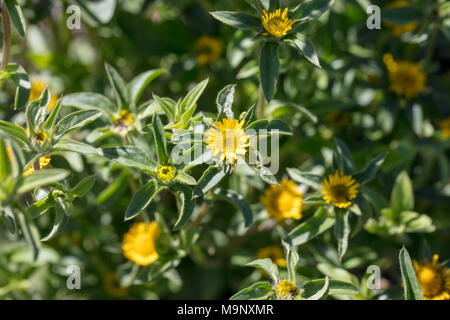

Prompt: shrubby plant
[{"left": 0, "top": 0, "right": 448, "bottom": 300}]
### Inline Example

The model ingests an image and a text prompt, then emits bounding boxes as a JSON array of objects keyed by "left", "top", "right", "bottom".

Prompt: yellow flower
[
  {"left": 23, "top": 156, "right": 51, "bottom": 176},
  {"left": 262, "top": 8, "right": 295, "bottom": 38},
  {"left": 440, "top": 118, "right": 450, "bottom": 139},
  {"left": 383, "top": 53, "right": 426, "bottom": 99},
  {"left": 321, "top": 170, "right": 359, "bottom": 209},
  {"left": 29, "top": 78, "right": 58, "bottom": 111},
  {"left": 413, "top": 254, "right": 450, "bottom": 300},
  {"left": 261, "top": 179, "right": 303, "bottom": 222},
  {"left": 157, "top": 165, "right": 176, "bottom": 183},
  {"left": 205, "top": 118, "right": 249, "bottom": 165},
  {"left": 276, "top": 279, "right": 298, "bottom": 298},
  {"left": 256, "top": 246, "right": 286, "bottom": 267},
  {"left": 195, "top": 36, "right": 222, "bottom": 66},
  {"left": 112, "top": 110, "right": 134, "bottom": 134},
  {"left": 104, "top": 272, "right": 129, "bottom": 298},
  {"left": 122, "top": 222, "right": 160, "bottom": 266},
  {"left": 385, "top": 1, "right": 418, "bottom": 37}
]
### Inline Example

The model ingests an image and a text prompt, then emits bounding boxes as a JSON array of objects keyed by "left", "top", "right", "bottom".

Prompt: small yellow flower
[
  {"left": 23, "top": 156, "right": 51, "bottom": 176},
  {"left": 112, "top": 110, "right": 134, "bottom": 134},
  {"left": 29, "top": 78, "right": 58, "bottom": 111},
  {"left": 276, "top": 279, "right": 298, "bottom": 298},
  {"left": 104, "top": 272, "right": 129, "bottom": 298},
  {"left": 321, "top": 170, "right": 360, "bottom": 209},
  {"left": 262, "top": 8, "right": 295, "bottom": 38},
  {"left": 122, "top": 222, "right": 160, "bottom": 266},
  {"left": 385, "top": 0, "right": 418, "bottom": 37},
  {"left": 413, "top": 254, "right": 450, "bottom": 300},
  {"left": 195, "top": 36, "right": 222, "bottom": 65},
  {"left": 383, "top": 53, "right": 426, "bottom": 99},
  {"left": 261, "top": 179, "right": 303, "bottom": 222},
  {"left": 205, "top": 118, "right": 249, "bottom": 165},
  {"left": 440, "top": 118, "right": 450, "bottom": 139},
  {"left": 256, "top": 246, "right": 286, "bottom": 267},
  {"left": 157, "top": 165, "right": 176, "bottom": 183}
]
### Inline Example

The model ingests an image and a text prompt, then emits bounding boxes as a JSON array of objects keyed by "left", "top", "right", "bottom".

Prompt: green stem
[{"left": 1, "top": 0, "right": 11, "bottom": 70}]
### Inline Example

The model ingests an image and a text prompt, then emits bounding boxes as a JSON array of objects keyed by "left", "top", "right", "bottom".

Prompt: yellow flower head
[
  {"left": 122, "top": 222, "right": 160, "bottom": 266},
  {"left": 440, "top": 118, "right": 450, "bottom": 139},
  {"left": 205, "top": 118, "right": 249, "bottom": 165},
  {"left": 276, "top": 279, "right": 299, "bottom": 298},
  {"left": 112, "top": 110, "right": 134, "bottom": 134},
  {"left": 261, "top": 179, "right": 303, "bottom": 222},
  {"left": 104, "top": 272, "right": 129, "bottom": 298},
  {"left": 413, "top": 254, "right": 450, "bottom": 300},
  {"left": 31, "top": 128, "right": 49, "bottom": 146},
  {"left": 383, "top": 53, "right": 426, "bottom": 99},
  {"left": 256, "top": 246, "right": 286, "bottom": 267},
  {"left": 30, "top": 78, "right": 58, "bottom": 111},
  {"left": 23, "top": 156, "right": 51, "bottom": 176},
  {"left": 321, "top": 170, "right": 359, "bottom": 209},
  {"left": 157, "top": 165, "right": 176, "bottom": 183},
  {"left": 385, "top": 1, "right": 418, "bottom": 37},
  {"left": 262, "top": 8, "right": 295, "bottom": 38},
  {"left": 195, "top": 36, "right": 222, "bottom": 66}
]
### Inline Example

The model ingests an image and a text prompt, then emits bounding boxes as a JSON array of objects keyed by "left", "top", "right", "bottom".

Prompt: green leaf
[
  {"left": 245, "top": 0, "right": 264, "bottom": 14},
  {"left": 335, "top": 138, "right": 354, "bottom": 173},
  {"left": 286, "top": 33, "right": 321, "bottom": 68},
  {"left": 43, "top": 98, "right": 62, "bottom": 131},
  {"left": 128, "top": 69, "right": 165, "bottom": 106},
  {"left": 153, "top": 95, "right": 176, "bottom": 121},
  {"left": 25, "top": 101, "right": 44, "bottom": 135},
  {"left": 334, "top": 209, "right": 351, "bottom": 260},
  {"left": 17, "top": 211, "right": 40, "bottom": 261},
  {"left": 282, "top": 241, "right": 299, "bottom": 283},
  {"left": 383, "top": 6, "right": 422, "bottom": 25},
  {"left": 305, "top": 277, "right": 329, "bottom": 300},
  {"left": 63, "top": 93, "right": 117, "bottom": 117},
  {"left": 286, "top": 168, "right": 322, "bottom": 190},
  {"left": 391, "top": 171, "right": 414, "bottom": 217},
  {"left": 174, "top": 171, "right": 197, "bottom": 186},
  {"left": 246, "top": 258, "right": 278, "bottom": 283},
  {"left": 193, "top": 166, "right": 227, "bottom": 198},
  {"left": 105, "top": 63, "right": 130, "bottom": 108},
  {"left": 96, "top": 170, "right": 127, "bottom": 204},
  {"left": 401, "top": 211, "right": 435, "bottom": 233},
  {"left": 254, "top": 165, "right": 278, "bottom": 185},
  {"left": 0, "top": 140, "right": 12, "bottom": 180},
  {"left": 286, "top": 207, "right": 335, "bottom": 246},
  {"left": 260, "top": 41, "right": 279, "bottom": 102},
  {"left": 179, "top": 79, "right": 209, "bottom": 117},
  {"left": 125, "top": 181, "right": 166, "bottom": 221},
  {"left": 354, "top": 153, "right": 387, "bottom": 184},
  {"left": 216, "top": 189, "right": 253, "bottom": 227},
  {"left": 152, "top": 113, "right": 168, "bottom": 164},
  {"left": 41, "top": 198, "right": 68, "bottom": 242},
  {"left": 53, "top": 139, "right": 99, "bottom": 155},
  {"left": 216, "top": 84, "right": 236, "bottom": 119},
  {"left": 172, "top": 184, "right": 196, "bottom": 231},
  {"left": 0, "top": 120, "right": 29, "bottom": 146},
  {"left": 399, "top": 247, "right": 424, "bottom": 300},
  {"left": 303, "top": 279, "right": 358, "bottom": 299},
  {"left": 99, "top": 147, "right": 157, "bottom": 172},
  {"left": 26, "top": 196, "right": 55, "bottom": 219},
  {"left": 54, "top": 110, "right": 102, "bottom": 139},
  {"left": 230, "top": 282, "right": 273, "bottom": 300},
  {"left": 5, "top": 63, "right": 29, "bottom": 109},
  {"left": 292, "top": 0, "right": 334, "bottom": 22},
  {"left": 266, "top": 100, "right": 318, "bottom": 123},
  {"left": 246, "top": 119, "right": 291, "bottom": 136},
  {"left": 4, "top": 0, "right": 27, "bottom": 37},
  {"left": 210, "top": 11, "right": 261, "bottom": 31},
  {"left": 18, "top": 169, "right": 69, "bottom": 194},
  {"left": 70, "top": 175, "right": 96, "bottom": 198}
]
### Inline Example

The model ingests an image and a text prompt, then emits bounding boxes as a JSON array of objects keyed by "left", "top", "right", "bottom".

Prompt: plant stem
[
  {"left": 257, "top": 84, "right": 266, "bottom": 119},
  {"left": 1, "top": 0, "right": 11, "bottom": 70}
]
